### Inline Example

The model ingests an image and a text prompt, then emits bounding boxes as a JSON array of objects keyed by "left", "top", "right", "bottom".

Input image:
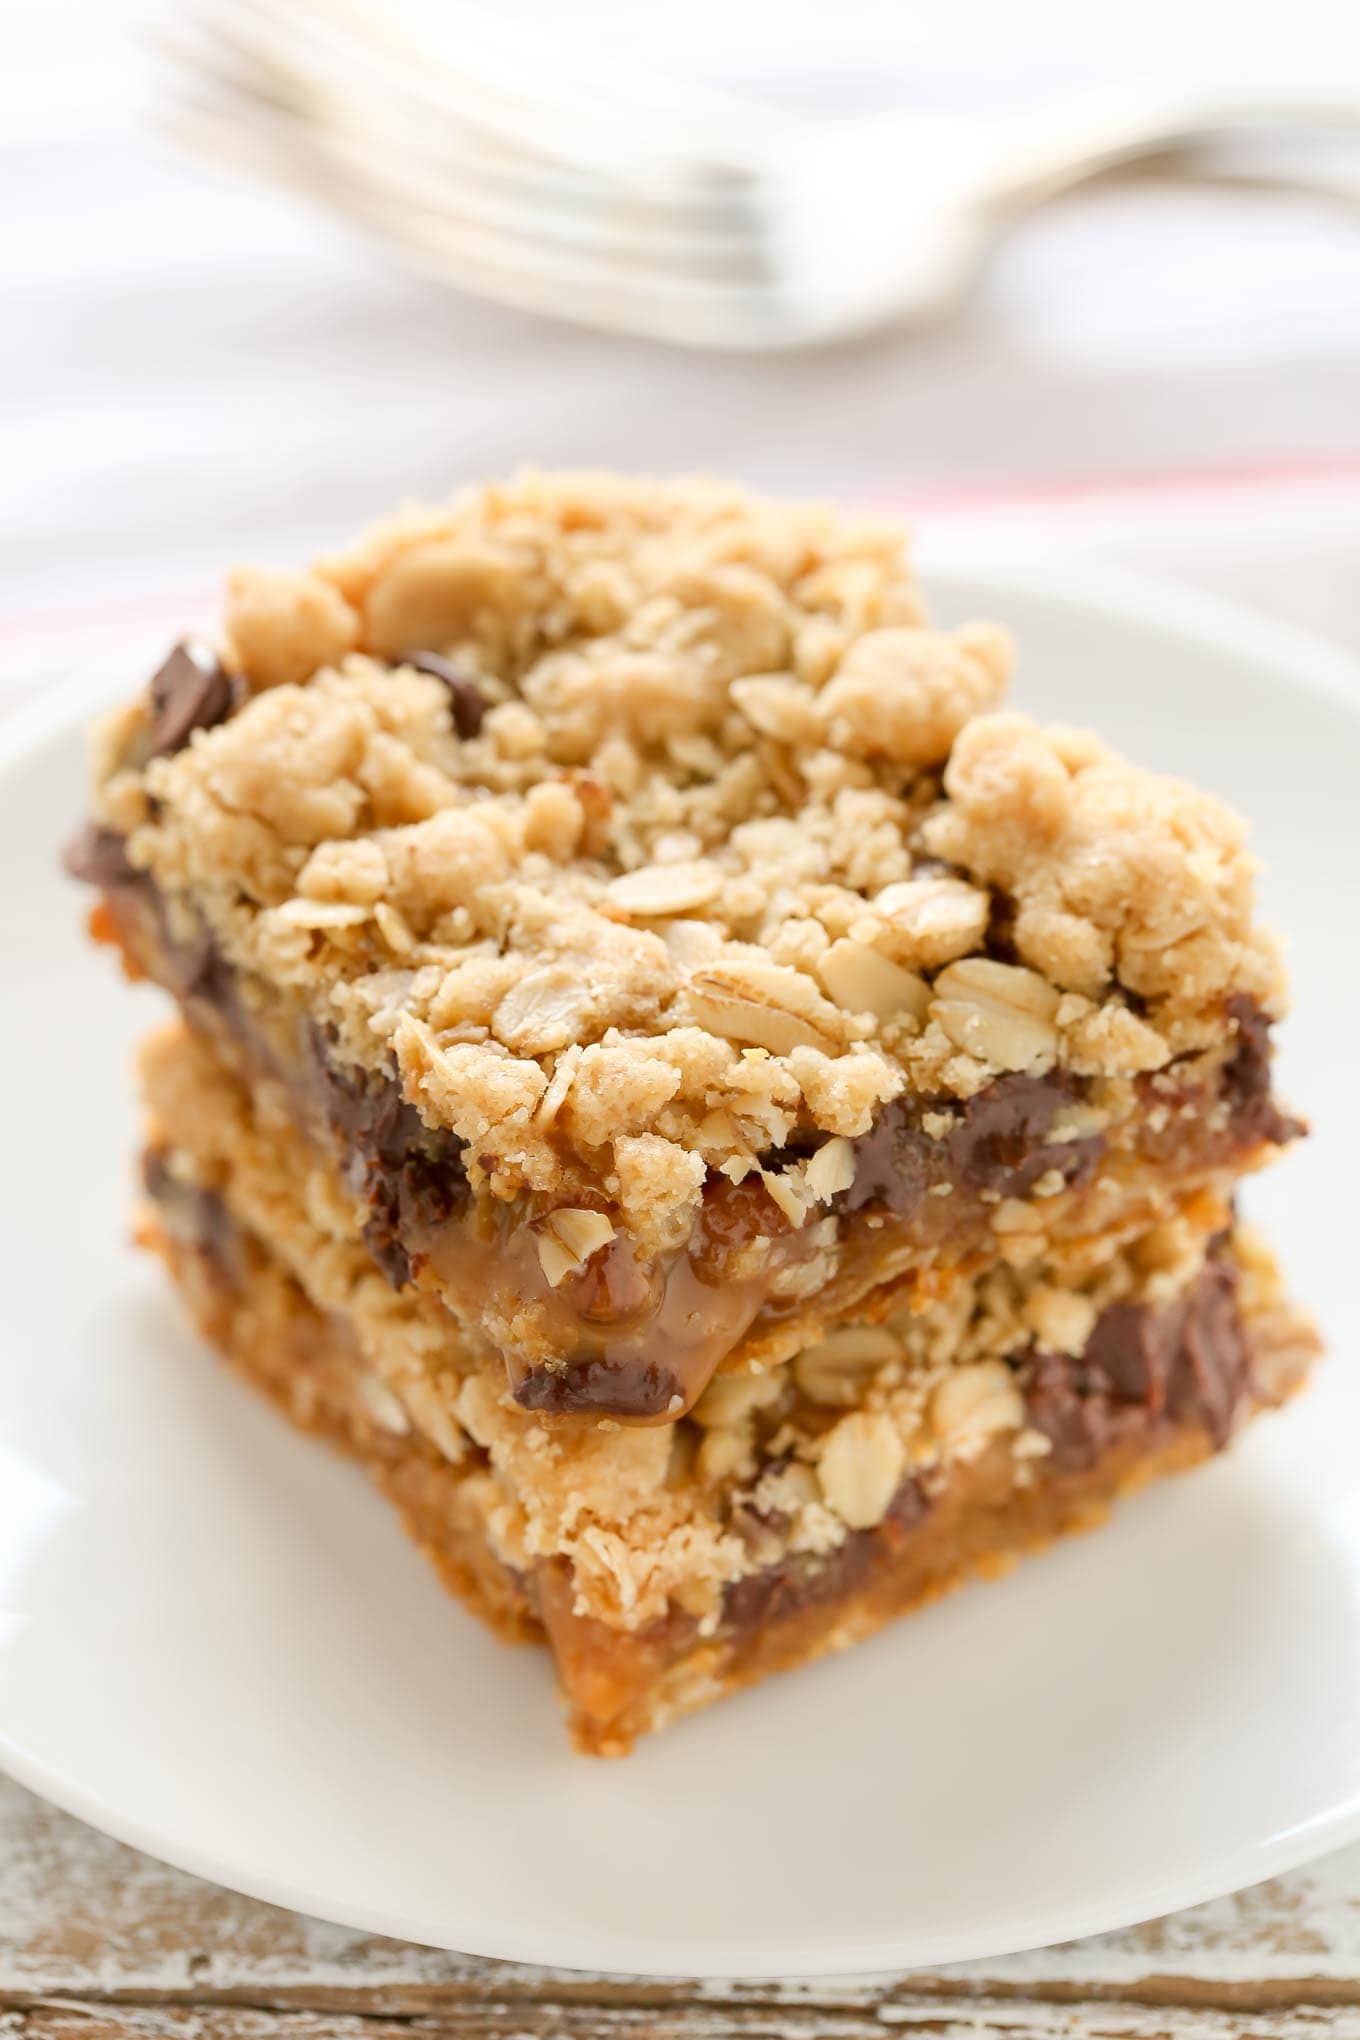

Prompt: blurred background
[{"left": 5, "top": 0, "right": 1360, "bottom": 678}]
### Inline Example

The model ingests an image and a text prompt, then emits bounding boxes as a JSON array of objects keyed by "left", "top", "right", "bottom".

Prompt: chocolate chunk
[
  {"left": 309, "top": 1038, "right": 469, "bottom": 1288},
  {"left": 841, "top": 1070, "right": 1103, "bottom": 1220},
  {"left": 514, "top": 1356, "right": 684, "bottom": 1421},
  {"left": 1165, "top": 1250, "right": 1250, "bottom": 1447},
  {"left": 947, "top": 1071, "right": 1102, "bottom": 1197},
  {"left": 148, "top": 640, "right": 242, "bottom": 757},
  {"left": 1024, "top": 1351, "right": 1130, "bottom": 1476},
  {"left": 81, "top": 857, "right": 255, "bottom": 1040},
  {"left": 83, "top": 864, "right": 468, "bottom": 1296},
  {"left": 723, "top": 1523, "right": 877, "bottom": 1635},
  {"left": 315, "top": 1051, "right": 463, "bottom": 1203},
  {"left": 840, "top": 1002, "right": 1288, "bottom": 1228},
  {"left": 105, "top": 871, "right": 466, "bottom": 1291},
  {"left": 722, "top": 1473, "right": 927, "bottom": 1635},
  {"left": 1222, "top": 994, "right": 1305, "bottom": 1150},
  {"left": 395, "top": 1148, "right": 467, "bottom": 1233},
  {"left": 1026, "top": 1250, "right": 1251, "bottom": 1473},
  {"left": 405, "top": 652, "right": 487, "bottom": 739},
  {"left": 142, "top": 1148, "right": 240, "bottom": 1285},
  {"left": 838, "top": 1101, "right": 932, "bottom": 1220},
  {"left": 98, "top": 867, "right": 468, "bottom": 1294},
  {"left": 62, "top": 822, "right": 136, "bottom": 887},
  {"left": 984, "top": 889, "right": 1020, "bottom": 964},
  {"left": 1081, "top": 1298, "right": 1180, "bottom": 1409},
  {"left": 362, "top": 1218, "right": 413, "bottom": 1289}
]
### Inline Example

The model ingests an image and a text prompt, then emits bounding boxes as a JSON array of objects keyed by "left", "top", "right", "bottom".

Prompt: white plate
[{"left": 3, "top": 558, "right": 1359, "bottom": 1977}]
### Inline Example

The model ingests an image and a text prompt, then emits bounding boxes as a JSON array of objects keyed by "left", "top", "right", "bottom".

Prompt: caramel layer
[{"left": 91, "top": 853, "right": 1301, "bottom": 1422}]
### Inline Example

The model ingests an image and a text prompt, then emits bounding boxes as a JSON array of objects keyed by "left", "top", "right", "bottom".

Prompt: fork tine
[
  {"left": 161, "top": 3, "right": 772, "bottom": 241},
  {"left": 160, "top": 88, "right": 791, "bottom": 347},
  {"left": 213, "top": 0, "right": 773, "bottom": 199},
  {"left": 268, "top": 0, "right": 780, "bottom": 186},
  {"left": 154, "top": 16, "right": 776, "bottom": 282},
  {"left": 159, "top": 76, "right": 776, "bottom": 292}
]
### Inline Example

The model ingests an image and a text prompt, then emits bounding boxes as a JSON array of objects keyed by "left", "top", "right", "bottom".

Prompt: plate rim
[{"left": 4, "top": 551, "right": 1360, "bottom": 1977}]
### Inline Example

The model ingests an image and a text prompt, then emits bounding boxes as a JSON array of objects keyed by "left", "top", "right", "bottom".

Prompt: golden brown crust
[{"left": 558, "top": 1424, "right": 1234, "bottom": 1753}]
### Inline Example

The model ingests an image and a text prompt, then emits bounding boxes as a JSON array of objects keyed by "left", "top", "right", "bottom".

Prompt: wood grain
[{"left": 5, "top": 1777, "right": 1360, "bottom": 2038}]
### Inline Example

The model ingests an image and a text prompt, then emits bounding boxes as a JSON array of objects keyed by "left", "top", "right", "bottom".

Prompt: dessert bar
[
  {"left": 67, "top": 472, "right": 1315, "bottom": 1748},
  {"left": 138, "top": 1018, "right": 1315, "bottom": 1753},
  {"left": 70, "top": 475, "right": 1300, "bottom": 1425}
]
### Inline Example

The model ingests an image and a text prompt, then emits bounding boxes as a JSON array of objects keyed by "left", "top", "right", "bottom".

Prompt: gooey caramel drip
[{"left": 418, "top": 1178, "right": 811, "bottom": 1423}]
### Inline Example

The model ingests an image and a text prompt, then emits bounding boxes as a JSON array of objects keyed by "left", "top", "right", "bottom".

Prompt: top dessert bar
[{"left": 71, "top": 473, "right": 1300, "bottom": 1424}]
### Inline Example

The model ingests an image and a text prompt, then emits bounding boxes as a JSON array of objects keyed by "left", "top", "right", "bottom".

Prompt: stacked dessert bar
[{"left": 69, "top": 474, "right": 1316, "bottom": 1751}]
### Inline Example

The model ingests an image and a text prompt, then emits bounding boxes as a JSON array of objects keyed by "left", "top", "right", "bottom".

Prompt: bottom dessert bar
[{"left": 139, "top": 1029, "right": 1317, "bottom": 1753}]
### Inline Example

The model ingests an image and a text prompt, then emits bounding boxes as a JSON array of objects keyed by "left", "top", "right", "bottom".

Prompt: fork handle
[{"left": 989, "top": 86, "right": 1360, "bottom": 209}]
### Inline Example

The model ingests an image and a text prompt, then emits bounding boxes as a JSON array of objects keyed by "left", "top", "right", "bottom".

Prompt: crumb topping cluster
[{"left": 93, "top": 473, "right": 1285, "bottom": 1248}]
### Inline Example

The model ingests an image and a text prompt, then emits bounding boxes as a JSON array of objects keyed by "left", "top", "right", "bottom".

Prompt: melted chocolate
[
  {"left": 309, "top": 1038, "right": 470, "bottom": 1286},
  {"left": 1222, "top": 994, "right": 1305, "bottom": 1150},
  {"left": 1026, "top": 1246, "right": 1249, "bottom": 1473},
  {"left": 70, "top": 839, "right": 1298, "bottom": 1417},
  {"left": 514, "top": 1356, "right": 684, "bottom": 1420},
  {"left": 723, "top": 1477, "right": 927, "bottom": 1633},
  {"left": 78, "top": 855, "right": 471, "bottom": 1292},
  {"left": 722, "top": 1531, "right": 871, "bottom": 1634},
  {"left": 835, "top": 1100, "right": 934, "bottom": 1220},
  {"left": 63, "top": 822, "right": 137, "bottom": 888},
  {"left": 946, "top": 1070, "right": 1103, "bottom": 1196},
  {"left": 724, "top": 1255, "right": 1254, "bottom": 1636},
  {"left": 1160, "top": 1247, "right": 1249, "bottom": 1446},
  {"left": 839, "top": 1071, "right": 1103, "bottom": 1221}
]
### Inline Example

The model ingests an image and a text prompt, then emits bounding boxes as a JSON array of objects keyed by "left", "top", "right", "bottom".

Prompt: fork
[{"left": 156, "top": 0, "right": 1360, "bottom": 349}]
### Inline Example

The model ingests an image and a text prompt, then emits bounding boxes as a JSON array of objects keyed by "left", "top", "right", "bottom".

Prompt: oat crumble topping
[{"left": 90, "top": 473, "right": 1286, "bottom": 1254}]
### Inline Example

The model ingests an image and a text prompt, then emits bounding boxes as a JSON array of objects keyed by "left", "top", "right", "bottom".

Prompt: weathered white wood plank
[
  {"left": 5, "top": 1773, "right": 1360, "bottom": 2024},
  {"left": 1, "top": 2005, "right": 1358, "bottom": 2038}
]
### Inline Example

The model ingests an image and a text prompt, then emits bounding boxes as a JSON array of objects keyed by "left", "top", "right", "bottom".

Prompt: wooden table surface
[{"left": 4, "top": 1775, "right": 1360, "bottom": 2039}]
